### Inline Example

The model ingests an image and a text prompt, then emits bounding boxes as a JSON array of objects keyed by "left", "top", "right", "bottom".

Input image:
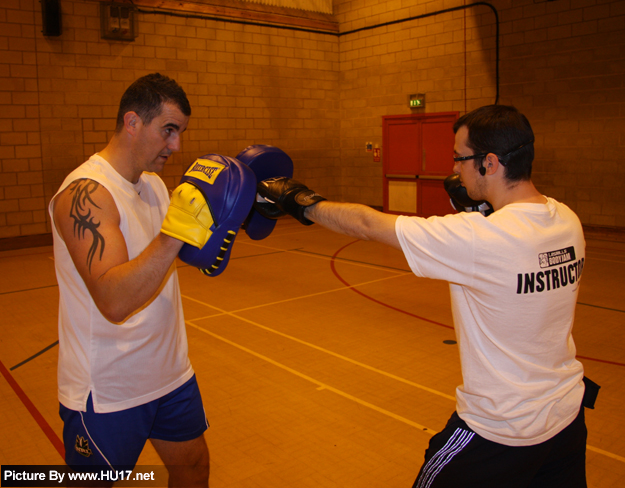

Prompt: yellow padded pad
[{"left": 161, "top": 183, "right": 214, "bottom": 248}]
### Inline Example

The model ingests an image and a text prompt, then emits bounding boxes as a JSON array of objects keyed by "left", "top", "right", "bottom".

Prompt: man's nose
[{"left": 169, "top": 134, "right": 181, "bottom": 152}]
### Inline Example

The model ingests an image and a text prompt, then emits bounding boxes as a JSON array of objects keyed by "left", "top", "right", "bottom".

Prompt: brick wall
[
  {"left": 0, "top": 0, "right": 341, "bottom": 240},
  {"left": 337, "top": 2, "right": 496, "bottom": 204},
  {"left": 0, "top": 0, "right": 623, "bottom": 241},
  {"left": 335, "top": 0, "right": 625, "bottom": 226},
  {"left": 498, "top": 0, "right": 625, "bottom": 228}
]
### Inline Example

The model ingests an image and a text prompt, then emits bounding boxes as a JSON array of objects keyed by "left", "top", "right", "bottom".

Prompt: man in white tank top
[
  {"left": 49, "top": 74, "right": 209, "bottom": 486},
  {"left": 255, "top": 105, "right": 590, "bottom": 487}
]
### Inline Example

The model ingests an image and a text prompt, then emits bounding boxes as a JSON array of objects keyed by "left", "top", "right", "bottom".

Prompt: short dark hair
[
  {"left": 453, "top": 105, "right": 535, "bottom": 181},
  {"left": 115, "top": 73, "right": 191, "bottom": 132}
]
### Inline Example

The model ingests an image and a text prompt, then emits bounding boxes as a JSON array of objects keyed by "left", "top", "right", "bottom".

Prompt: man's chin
[{"left": 148, "top": 159, "right": 167, "bottom": 173}]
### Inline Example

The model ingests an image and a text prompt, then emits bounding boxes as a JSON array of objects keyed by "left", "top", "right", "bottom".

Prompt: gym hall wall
[{"left": 0, "top": 0, "right": 623, "bottom": 247}]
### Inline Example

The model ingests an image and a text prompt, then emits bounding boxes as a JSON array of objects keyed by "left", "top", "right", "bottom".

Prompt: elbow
[
  {"left": 95, "top": 291, "right": 158, "bottom": 324},
  {"left": 351, "top": 215, "right": 379, "bottom": 242},
  {"left": 98, "top": 303, "right": 130, "bottom": 324},
  {"left": 351, "top": 226, "right": 373, "bottom": 242},
  {"left": 89, "top": 275, "right": 143, "bottom": 324},
  {"left": 92, "top": 293, "right": 133, "bottom": 324}
]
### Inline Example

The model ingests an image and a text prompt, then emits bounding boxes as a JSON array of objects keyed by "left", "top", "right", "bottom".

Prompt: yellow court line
[
  {"left": 289, "top": 249, "right": 410, "bottom": 273},
  {"left": 184, "top": 296, "right": 625, "bottom": 464},
  {"left": 182, "top": 295, "right": 225, "bottom": 315},
  {"left": 187, "top": 320, "right": 437, "bottom": 436},
  {"left": 181, "top": 271, "right": 410, "bottom": 319},
  {"left": 183, "top": 293, "right": 456, "bottom": 402},
  {"left": 586, "top": 445, "right": 625, "bottom": 463},
  {"left": 237, "top": 238, "right": 411, "bottom": 274}
]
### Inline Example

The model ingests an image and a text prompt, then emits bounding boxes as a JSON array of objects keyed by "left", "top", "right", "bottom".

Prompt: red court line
[
  {"left": 576, "top": 355, "right": 625, "bottom": 367},
  {"left": 330, "top": 240, "right": 454, "bottom": 330},
  {"left": 0, "top": 357, "right": 65, "bottom": 459},
  {"left": 330, "top": 240, "right": 625, "bottom": 367}
]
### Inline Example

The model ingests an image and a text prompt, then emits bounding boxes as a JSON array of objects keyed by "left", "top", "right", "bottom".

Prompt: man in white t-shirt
[
  {"left": 255, "top": 105, "right": 590, "bottom": 487},
  {"left": 50, "top": 74, "right": 209, "bottom": 486}
]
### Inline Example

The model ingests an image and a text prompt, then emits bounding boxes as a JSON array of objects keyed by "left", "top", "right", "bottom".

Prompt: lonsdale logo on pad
[{"left": 185, "top": 159, "right": 225, "bottom": 185}]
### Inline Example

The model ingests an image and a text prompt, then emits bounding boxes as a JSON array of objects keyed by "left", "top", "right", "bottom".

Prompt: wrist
[
  {"left": 303, "top": 200, "right": 324, "bottom": 222},
  {"left": 159, "top": 231, "right": 185, "bottom": 252}
]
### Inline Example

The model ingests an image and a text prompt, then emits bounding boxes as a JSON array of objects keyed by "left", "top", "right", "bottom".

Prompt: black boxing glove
[
  {"left": 256, "top": 177, "right": 326, "bottom": 225},
  {"left": 443, "top": 174, "right": 493, "bottom": 216},
  {"left": 253, "top": 193, "right": 288, "bottom": 220}
]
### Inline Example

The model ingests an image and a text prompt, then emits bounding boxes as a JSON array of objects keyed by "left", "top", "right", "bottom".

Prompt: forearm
[
  {"left": 255, "top": 177, "right": 401, "bottom": 249},
  {"left": 305, "top": 201, "right": 401, "bottom": 249},
  {"left": 92, "top": 233, "right": 184, "bottom": 323}
]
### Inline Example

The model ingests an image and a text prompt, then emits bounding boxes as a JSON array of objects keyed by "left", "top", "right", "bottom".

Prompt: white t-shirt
[
  {"left": 396, "top": 198, "right": 585, "bottom": 446},
  {"left": 49, "top": 154, "right": 193, "bottom": 413}
]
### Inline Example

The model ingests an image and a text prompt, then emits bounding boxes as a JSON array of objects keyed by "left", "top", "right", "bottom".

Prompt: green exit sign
[{"left": 409, "top": 94, "right": 425, "bottom": 108}]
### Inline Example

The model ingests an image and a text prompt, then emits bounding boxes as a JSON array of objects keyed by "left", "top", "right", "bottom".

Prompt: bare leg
[{"left": 150, "top": 435, "right": 209, "bottom": 487}]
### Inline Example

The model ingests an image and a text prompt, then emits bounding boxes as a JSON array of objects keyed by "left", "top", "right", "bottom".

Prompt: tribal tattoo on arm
[{"left": 67, "top": 179, "right": 106, "bottom": 273}]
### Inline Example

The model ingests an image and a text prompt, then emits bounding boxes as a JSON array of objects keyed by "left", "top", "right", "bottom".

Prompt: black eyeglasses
[
  {"left": 453, "top": 153, "right": 487, "bottom": 162},
  {"left": 453, "top": 140, "right": 534, "bottom": 164}
]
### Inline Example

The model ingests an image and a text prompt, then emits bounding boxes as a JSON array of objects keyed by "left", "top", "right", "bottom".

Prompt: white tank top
[{"left": 49, "top": 154, "right": 193, "bottom": 413}]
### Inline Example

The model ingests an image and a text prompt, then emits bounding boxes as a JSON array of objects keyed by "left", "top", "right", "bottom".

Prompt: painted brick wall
[
  {"left": 337, "top": 2, "right": 496, "bottom": 204},
  {"left": 0, "top": 0, "right": 341, "bottom": 239},
  {"left": 496, "top": 0, "right": 625, "bottom": 228},
  {"left": 0, "top": 0, "right": 624, "bottom": 241},
  {"left": 336, "top": 0, "right": 625, "bottom": 226},
  {"left": 1, "top": 0, "right": 45, "bottom": 238}
]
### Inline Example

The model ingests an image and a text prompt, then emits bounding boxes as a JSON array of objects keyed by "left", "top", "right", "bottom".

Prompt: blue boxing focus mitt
[
  {"left": 236, "top": 145, "right": 294, "bottom": 240},
  {"left": 161, "top": 154, "right": 256, "bottom": 277}
]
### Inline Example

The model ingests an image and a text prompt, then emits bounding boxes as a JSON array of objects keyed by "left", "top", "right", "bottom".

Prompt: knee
[
  {"left": 184, "top": 444, "right": 210, "bottom": 486},
  {"left": 167, "top": 457, "right": 209, "bottom": 488},
  {"left": 193, "top": 446, "right": 210, "bottom": 481}
]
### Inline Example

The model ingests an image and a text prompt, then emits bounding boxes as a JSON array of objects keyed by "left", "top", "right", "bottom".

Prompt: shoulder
[
  {"left": 396, "top": 213, "right": 482, "bottom": 255},
  {"left": 53, "top": 178, "right": 120, "bottom": 228},
  {"left": 52, "top": 155, "right": 111, "bottom": 203},
  {"left": 545, "top": 197, "right": 579, "bottom": 218},
  {"left": 397, "top": 212, "right": 482, "bottom": 235}
]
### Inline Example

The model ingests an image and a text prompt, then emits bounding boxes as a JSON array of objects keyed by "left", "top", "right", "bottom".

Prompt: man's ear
[
  {"left": 484, "top": 153, "right": 501, "bottom": 176},
  {"left": 123, "top": 111, "right": 140, "bottom": 135}
]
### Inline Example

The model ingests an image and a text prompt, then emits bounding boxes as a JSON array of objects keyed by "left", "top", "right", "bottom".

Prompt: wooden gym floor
[{"left": 1, "top": 219, "right": 624, "bottom": 487}]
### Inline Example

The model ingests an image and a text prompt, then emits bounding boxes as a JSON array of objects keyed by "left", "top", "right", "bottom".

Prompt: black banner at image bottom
[{"left": 1, "top": 465, "right": 169, "bottom": 487}]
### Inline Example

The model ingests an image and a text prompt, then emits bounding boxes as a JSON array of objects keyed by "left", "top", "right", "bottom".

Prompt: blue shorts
[{"left": 59, "top": 375, "right": 208, "bottom": 470}]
